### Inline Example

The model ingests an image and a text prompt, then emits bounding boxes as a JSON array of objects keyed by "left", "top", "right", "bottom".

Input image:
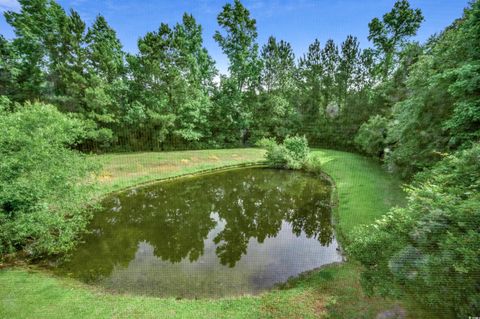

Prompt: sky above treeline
[{"left": 0, "top": 0, "right": 470, "bottom": 74}]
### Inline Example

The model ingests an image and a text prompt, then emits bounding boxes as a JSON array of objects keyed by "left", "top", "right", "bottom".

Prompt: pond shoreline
[
  {"left": 1, "top": 149, "right": 425, "bottom": 319},
  {"left": 2, "top": 163, "right": 347, "bottom": 299},
  {"left": 55, "top": 165, "right": 342, "bottom": 299},
  {"left": 104, "top": 161, "right": 267, "bottom": 197}
]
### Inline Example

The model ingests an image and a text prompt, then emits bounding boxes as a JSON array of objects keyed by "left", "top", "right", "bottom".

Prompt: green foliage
[
  {"left": 4, "top": 0, "right": 67, "bottom": 101},
  {"left": 124, "top": 14, "right": 215, "bottom": 150},
  {"left": 211, "top": 0, "right": 261, "bottom": 146},
  {"left": 303, "top": 153, "right": 324, "bottom": 175},
  {"left": 355, "top": 115, "right": 389, "bottom": 157},
  {"left": 86, "top": 15, "right": 124, "bottom": 82},
  {"left": 296, "top": 34, "right": 378, "bottom": 149},
  {"left": 250, "top": 36, "right": 298, "bottom": 142},
  {"left": 0, "top": 103, "right": 98, "bottom": 257},
  {"left": 0, "top": 95, "right": 13, "bottom": 112},
  {"left": 0, "top": 35, "right": 17, "bottom": 98},
  {"left": 250, "top": 93, "right": 295, "bottom": 142},
  {"left": 384, "top": 1, "right": 480, "bottom": 177},
  {"left": 260, "top": 36, "right": 296, "bottom": 93},
  {"left": 208, "top": 76, "right": 244, "bottom": 147},
  {"left": 214, "top": 0, "right": 261, "bottom": 92},
  {"left": 443, "top": 62, "right": 480, "bottom": 145},
  {"left": 256, "top": 137, "right": 286, "bottom": 167},
  {"left": 349, "top": 144, "right": 480, "bottom": 317},
  {"left": 368, "top": 0, "right": 424, "bottom": 78},
  {"left": 257, "top": 135, "right": 310, "bottom": 169},
  {"left": 0, "top": 0, "right": 427, "bottom": 154}
]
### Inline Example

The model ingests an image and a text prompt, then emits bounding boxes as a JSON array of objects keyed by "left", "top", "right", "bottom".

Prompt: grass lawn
[
  {"left": 0, "top": 148, "right": 432, "bottom": 318},
  {"left": 312, "top": 149, "right": 407, "bottom": 241},
  {"left": 93, "top": 148, "right": 266, "bottom": 196}
]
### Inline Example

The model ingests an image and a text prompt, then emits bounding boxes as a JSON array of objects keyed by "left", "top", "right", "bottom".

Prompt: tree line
[
  {"left": 350, "top": 2, "right": 480, "bottom": 316},
  {"left": 1, "top": 0, "right": 427, "bottom": 159}
]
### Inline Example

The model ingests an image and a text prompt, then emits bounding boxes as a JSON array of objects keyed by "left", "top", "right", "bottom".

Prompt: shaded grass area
[
  {"left": 311, "top": 149, "right": 406, "bottom": 242},
  {"left": 1, "top": 148, "right": 429, "bottom": 318},
  {"left": 282, "top": 262, "right": 434, "bottom": 319}
]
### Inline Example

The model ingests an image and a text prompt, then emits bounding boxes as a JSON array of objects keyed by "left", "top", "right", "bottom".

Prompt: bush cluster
[
  {"left": 354, "top": 115, "right": 388, "bottom": 157},
  {"left": 348, "top": 144, "right": 480, "bottom": 317},
  {"left": 257, "top": 135, "right": 310, "bottom": 169},
  {"left": 0, "top": 103, "right": 98, "bottom": 258}
]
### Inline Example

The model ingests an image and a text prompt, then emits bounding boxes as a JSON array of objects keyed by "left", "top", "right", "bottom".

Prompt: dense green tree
[
  {"left": 356, "top": 48, "right": 377, "bottom": 90},
  {"left": 321, "top": 39, "right": 340, "bottom": 106},
  {"left": 4, "top": 0, "right": 68, "bottom": 101},
  {"left": 354, "top": 115, "right": 389, "bottom": 157},
  {"left": 123, "top": 14, "right": 215, "bottom": 150},
  {"left": 334, "top": 40, "right": 378, "bottom": 148},
  {"left": 296, "top": 36, "right": 375, "bottom": 148},
  {"left": 260, "top": 36, "right": 296, "bottom": 93},
  {"left": 349, "top": 144, "right": 480, "bottom": 318},
  {"left": 212, "top": 0, "right": 261, "bottom": 145},
  {"left": 442, "top": 4, "right": 480, "bottom": 147},
  {"left": 250, "top": 36, "right": 297, "bottom": 141},
  {"left": 297, "top": 39, "right": 324, "bottom": 141},
  {"left": 86, "top": 15, "right": 124, "bottom": 82},
  {"left": 83, "top": 15, "right": 126, "bottom": 150},
  {"left": 382, "top": 2, "right": 480, "bottom": 177},
  {"left": 372, "top": 41, "right": 424, "bottom": 114},
  {"left": 3, "top": 1, "right": 115, "bottom": 150},
  {"left": 368, "top": 0, "right": 424, "bottom": 78},
  {"left": 0, "top": 36, "right": 17, "bottom": 98},
  {"left": 214, "top": 0, "right": 261, "bottom": 91},
  {"left": 124, "top": 23, "right": 180, "bottom": 150},
  {"left": 56, "top": 10, "right": 120, "bottom": 150},
  {"left": 0, "top": 102, "right": 97, "bottom": 257},
  {"left": 174, "top": 14, "right": 217, "bottom": 91},
  {"left": 56, "top": 10, "right": 88, "bottom": 111},
  {"left": 337, "top": 35, "right": 361, "bottom": 105},
  {"left": 208, "top": 76, "right": 244, "bottom": 146},
  {"left": 171, "top": 14, "right": 217, "bottom": 145},
  {"left": 297, "top": 38, "right": 337, "bottom": 145}
]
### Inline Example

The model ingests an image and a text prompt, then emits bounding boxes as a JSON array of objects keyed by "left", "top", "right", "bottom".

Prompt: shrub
[
  {"left": 0, "top": 95, "right": 19, "bottom": 113},
  {"left": 354, "top": 115, "right": 389, "bottom": 157},
  {"left": 0, "top": 96, "right": 10, "bottom": 112},
  {"left": 257, "top": 135, "right": 310, "bottom": 169},
  {"left": 348, "top": 144, "right": 480, "bottom": 318},
  {"left": 303, "top": 153, "right": 324, "bottom": 174},
  {"left": 0, "top": 103, "right": 98, "bottom": 258}
]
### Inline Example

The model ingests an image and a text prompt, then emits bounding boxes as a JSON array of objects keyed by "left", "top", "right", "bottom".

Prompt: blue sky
[{"left": 0, "top": 0, "right": 470, "bottom": 74}]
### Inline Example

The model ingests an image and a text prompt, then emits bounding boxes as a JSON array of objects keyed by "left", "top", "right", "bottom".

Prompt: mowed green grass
[
  {"left": 311, "top": 149, "right": 406, "bottom": 241},
  {"left": 94, "top": 148, "right": 266, "bottom": 195},
  {"left": 1, "top": 148, "right": 430, "bottom": 319}
]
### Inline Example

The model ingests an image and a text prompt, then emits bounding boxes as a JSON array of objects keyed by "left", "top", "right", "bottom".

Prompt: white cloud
[{"left": 0, "top": 0, "right": 20, "bottom": 12}]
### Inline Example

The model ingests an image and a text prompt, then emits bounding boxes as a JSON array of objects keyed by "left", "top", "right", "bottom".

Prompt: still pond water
[{"left": 57, "top": 168, "right": 342, "bottom": 298}]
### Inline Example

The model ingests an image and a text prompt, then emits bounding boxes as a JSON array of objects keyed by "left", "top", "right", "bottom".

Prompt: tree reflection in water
[{"left": 57, "top": 168, "right": 339, "bottom": 297}]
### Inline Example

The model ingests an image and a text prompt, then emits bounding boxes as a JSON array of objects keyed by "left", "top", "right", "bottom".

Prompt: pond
[{"left": 56, "top": 167, "right": 342, "bottom": 298}]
